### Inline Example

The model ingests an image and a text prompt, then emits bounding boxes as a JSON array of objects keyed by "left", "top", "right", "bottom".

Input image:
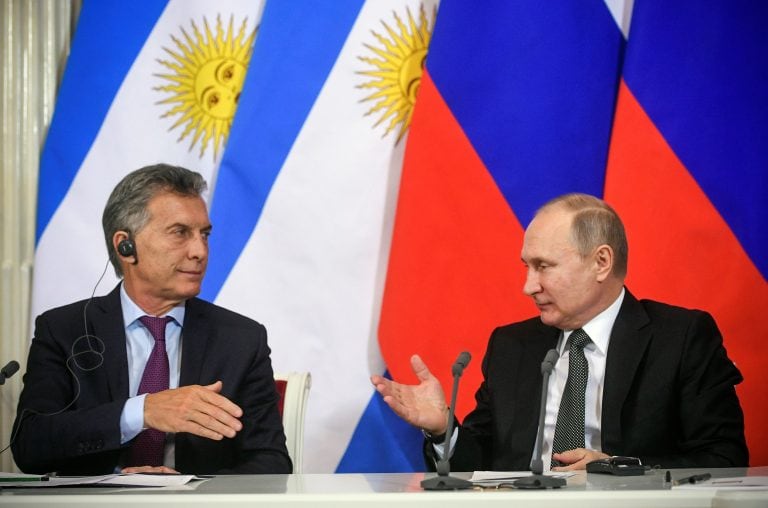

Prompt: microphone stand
[
  {"left": 513, "top": 349, "right": 566, "bottom": 489},
  {"left": 421, "top": 352, "right": 473, "bottom": 490}
]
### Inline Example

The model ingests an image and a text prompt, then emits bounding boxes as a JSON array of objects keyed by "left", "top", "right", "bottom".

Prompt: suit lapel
[
  {"left": 179, "top": 298, "right": 210, "bottom": 386},
  {"left": 91, "top": 285, "right": 130, "bottom": 399},
  {"left": 601, "top": 289, "right": 652, "bottom": 448}
]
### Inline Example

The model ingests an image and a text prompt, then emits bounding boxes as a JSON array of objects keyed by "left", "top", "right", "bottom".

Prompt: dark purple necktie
[{"left": 128, "top": 315, "right": 173, "bottom": 467}]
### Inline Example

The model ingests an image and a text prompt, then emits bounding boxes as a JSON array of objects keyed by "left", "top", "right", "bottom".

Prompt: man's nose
[
  {"left": 523, "top": 269, "right": 540, "bottom": 296},
  {"left": 189, "top": 233, "right": 208, "bottom": 259}
]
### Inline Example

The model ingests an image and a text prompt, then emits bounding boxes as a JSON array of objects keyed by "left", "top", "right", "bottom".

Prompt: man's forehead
[
  {"left": 522, "top": 208, "right": 576, "bottom": 256},
  {"left": 146, "top": 193, "right": 210, "bottom": 223}
]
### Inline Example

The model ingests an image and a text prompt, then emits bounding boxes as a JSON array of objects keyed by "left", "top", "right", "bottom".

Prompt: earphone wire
[{"left": 0, "top": 259, "right": 110, "bottom": 456}]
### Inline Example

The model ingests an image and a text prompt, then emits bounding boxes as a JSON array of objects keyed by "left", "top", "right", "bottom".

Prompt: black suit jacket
[
  {"left": 434, "top": 290, "right": 748, "bottom": 470},
  {"left": 12, "top": 285, "right": 292, "bottom": 475}
]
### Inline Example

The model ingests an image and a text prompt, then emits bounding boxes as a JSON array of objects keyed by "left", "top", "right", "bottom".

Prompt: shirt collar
[
  {"left": 561, "top": 287, "right": 625, "bottom": 356},
  {"left": 119, "top": 282, "right": 186, "bottom": 328}
]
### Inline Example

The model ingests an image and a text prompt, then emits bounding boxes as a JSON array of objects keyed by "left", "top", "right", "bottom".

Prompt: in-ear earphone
[{"left": 117, "top": 238, "right": 135, "bottom": 257}]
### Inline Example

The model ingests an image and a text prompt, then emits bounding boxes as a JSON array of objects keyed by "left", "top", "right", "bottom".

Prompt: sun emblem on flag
[
  {"left": 357, "top": 5, "right": 436, "bottom": 143},
  {"left": 154, "top": 16, "right": 257, "bottom": 160}
]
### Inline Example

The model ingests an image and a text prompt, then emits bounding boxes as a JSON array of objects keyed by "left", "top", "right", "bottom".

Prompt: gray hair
[
  {"left": 102, "top": 163, "right": 207, "bottom": 277},
  {"left": 537, "top": 193, "right": 628, "bottom": 278}
]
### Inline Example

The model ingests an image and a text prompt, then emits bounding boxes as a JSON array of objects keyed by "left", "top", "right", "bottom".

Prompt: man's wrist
[
  {"left": 422, "top": 411, "right": 457, "bottom": 444},
  {"left": 422, "top": 428, "right": 447, "bottom": 444}
]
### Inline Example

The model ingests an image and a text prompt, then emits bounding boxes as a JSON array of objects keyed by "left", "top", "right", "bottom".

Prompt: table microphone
[
  {"left": 421, "top": 351, "right": 473, "bottom": 490},
  {"left": 0, "top": 360, "right": 19, "bottom": 385},
  {"left": 513, "top": 349, "right": 567, "bottom": 489}
]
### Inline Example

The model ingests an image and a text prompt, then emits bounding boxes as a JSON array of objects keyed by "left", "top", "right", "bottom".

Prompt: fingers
[
  {"left": 370, "top": 363, "right": 448, "bottom": 434},
  {"left": 551, "top": 448, "right": 609, "bottom": 471},
  {"left": 410, "top": 354, "right": 433, "bottom": 382},
  {"left": 121, "top": 465, "right": 179, "bottom": 474},
  {"left": 144, "top": 383, "right": 243, "bottom": 440}
]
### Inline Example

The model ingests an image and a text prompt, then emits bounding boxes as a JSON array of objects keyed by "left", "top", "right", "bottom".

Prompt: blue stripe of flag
[
  {"left": 337, "top": 371, "right": 424, "bottom": 472},
  {"left": 202, "top": 0, "right": 365, "bottom": 300},
  {"left": 623, "top": 0, "right": 768, "bottom": 278},
  {"left": 36, "top": 0, "right": 168, "bottom": 241},
  {"left": 425, "top": 0, "right": 625, "bottom": 226}
]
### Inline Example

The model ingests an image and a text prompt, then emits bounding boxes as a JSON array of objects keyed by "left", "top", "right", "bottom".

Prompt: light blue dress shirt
[{"left": 118, "top": 284, "right": 185, "bottom": 445}]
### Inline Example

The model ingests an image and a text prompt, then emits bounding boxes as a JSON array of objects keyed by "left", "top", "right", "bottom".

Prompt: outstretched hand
[
  {"left": 370, "top": 354, "right": 449, "bottom": 434},
  {"left": 143, "top": 381, "right": 243, "bottom": 441}
]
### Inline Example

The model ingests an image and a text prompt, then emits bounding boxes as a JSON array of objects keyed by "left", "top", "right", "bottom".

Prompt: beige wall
[{"left": 0, "top": 0, "right": 80, "bottom": 472}]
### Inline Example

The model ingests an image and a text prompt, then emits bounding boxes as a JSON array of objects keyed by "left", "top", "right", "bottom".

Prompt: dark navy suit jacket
[{"left": 12, "top": 285, "right": 292, "bottom": 475}]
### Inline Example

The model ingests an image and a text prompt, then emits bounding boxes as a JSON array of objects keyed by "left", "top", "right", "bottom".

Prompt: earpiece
[{"left": 117, "top": 238, "right": 135, "bottom": 258}]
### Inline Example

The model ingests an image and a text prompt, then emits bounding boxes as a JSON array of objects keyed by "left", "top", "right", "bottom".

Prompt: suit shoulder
[
  {"left": 638, "top": 298, "right": 715, "bottom": 325},
  {"left": 493, "top": 315, "right": 550, "bottom": 336},
  {"left": 36, "top": 296, "right": 100, "bottom": 324},
  {"left": 188, "top": 298, "right": 266, "bottom": 329}
]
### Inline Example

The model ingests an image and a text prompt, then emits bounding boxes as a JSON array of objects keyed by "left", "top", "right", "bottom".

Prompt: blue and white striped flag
[{"left": 205, "top": 0, "right": 439, "bottom": 472}]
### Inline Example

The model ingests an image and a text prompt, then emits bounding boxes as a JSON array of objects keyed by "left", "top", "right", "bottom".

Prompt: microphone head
[
  {"left": 541, "top": 349, "right": 559, "bottom": 375},
  {"left": 452, "top": 351, "right": 472, "bottom": 376},
  {"left": 1, "top": 360, "right": 19, "bottom": 378}
]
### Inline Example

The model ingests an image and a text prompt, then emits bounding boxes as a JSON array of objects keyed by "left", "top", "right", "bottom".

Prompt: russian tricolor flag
[{"left": 382, "top": 0, "right": 767, "bottom": 466}]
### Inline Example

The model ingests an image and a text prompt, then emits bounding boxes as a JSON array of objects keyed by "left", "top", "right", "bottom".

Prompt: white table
[{"left": 1, "top": 467, "right": 766, "bottom": 507}]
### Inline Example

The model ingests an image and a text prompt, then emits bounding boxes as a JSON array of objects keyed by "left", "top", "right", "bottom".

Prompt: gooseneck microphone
[
  {"left": 0, "top": 360, "right": 19, "bottom": 385},
  {"left": 513, "top": 349, "right": 567, "bottom": 489},
  {"left": 421, "top": 351, "right": 474, "bottom": 490}
]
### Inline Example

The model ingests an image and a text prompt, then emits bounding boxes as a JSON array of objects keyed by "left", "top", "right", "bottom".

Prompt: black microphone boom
[
  {"left": 421, "top": 351, "right": 474, "bottom": 490},
  {"left": 513, "top": 349, "right": 567, "bottom": 489},
  {"left": 0, "top": 360, "right": 20, "bottom": 385}
]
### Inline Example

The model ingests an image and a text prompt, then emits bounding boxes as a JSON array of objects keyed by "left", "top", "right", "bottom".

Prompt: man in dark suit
[
  {"left": 372, "top": 193, "right": 747, "bottom": 471},
  {"left": 12, "top": 164, "right": 292, "bottom": 475}
]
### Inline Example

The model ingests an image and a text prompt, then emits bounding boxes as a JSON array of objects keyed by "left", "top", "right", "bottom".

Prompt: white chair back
[{"left": 274, "top": 372, "right": 311, "bottom": 473}]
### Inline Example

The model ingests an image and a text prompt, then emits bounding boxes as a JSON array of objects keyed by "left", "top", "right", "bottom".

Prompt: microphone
[
  {"left": 513, "top": 349, "right": 567, "bottom": 489},
  {"left": 421, "top": 351, "right": 474, "bottom": 490},
  {"left": 0, "top": 360, "right": 20, "bottom": 385}
]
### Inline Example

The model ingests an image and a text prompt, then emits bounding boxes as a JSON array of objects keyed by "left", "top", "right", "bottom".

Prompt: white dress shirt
[
  {"left": 434, "top": 288, "right": 625, "bottom": 469},
  {"left": 540, "top": 288, "right": 624, "bottom": 469}
]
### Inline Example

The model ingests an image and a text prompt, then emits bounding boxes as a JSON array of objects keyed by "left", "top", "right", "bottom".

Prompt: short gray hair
[
  {"left": 537, "top": 193, "right": 628, "bottom": 278},
  {"left": 102, "top": 163, "right": 207, "bottom": 277}
]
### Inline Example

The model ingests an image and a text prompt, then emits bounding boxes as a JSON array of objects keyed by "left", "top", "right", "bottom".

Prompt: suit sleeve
[
  {"left": 174, "top": 318, "right": 293, "bottom": 475},
  {"left": 11, "top": 313, "right": 126, "bottom": 474},
  {"left": 217, "top": 322, "right": 292, "bottom": 474},
  {"left": 424, "top": 332, "right": 497, "bottom": 472},
  {"left": 637, "top": 311, "right": 748, "bottom": 467}
]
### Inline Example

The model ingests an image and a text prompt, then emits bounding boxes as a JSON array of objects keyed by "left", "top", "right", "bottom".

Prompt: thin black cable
[{"left": 0, "top": 259, "right": 111, "bottom": 456}]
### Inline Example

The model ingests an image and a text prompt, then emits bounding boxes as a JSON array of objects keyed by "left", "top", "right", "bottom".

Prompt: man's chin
[
  {"left": 177, "top": 283, "right": 202, "bottom": 299},
  {"left": 538, "top": 311, "right": 563, "bottom": 329}
]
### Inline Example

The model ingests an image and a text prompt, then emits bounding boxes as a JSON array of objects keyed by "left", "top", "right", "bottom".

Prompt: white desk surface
[{"left": 1, "top": 467, "right": 766, "bottom": 508}]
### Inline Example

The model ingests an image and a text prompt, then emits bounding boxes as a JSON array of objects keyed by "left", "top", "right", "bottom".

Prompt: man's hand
[
  {"left": 121, "top": 465, "right": 179, "bottom": 474},
  {"left": 143, "top": 381, "right": 243, "bottom": 440},
  {"left": 370, "top": 354, "right": 448, "bottom": 435},
  {"left": 551, "top": 448, "right": 610, "bottom": 471}
]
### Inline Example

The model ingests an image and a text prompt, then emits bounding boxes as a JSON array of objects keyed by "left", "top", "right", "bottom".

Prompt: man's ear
[{"left": 594, "top": 244, "right": 614, "bottom": 282}]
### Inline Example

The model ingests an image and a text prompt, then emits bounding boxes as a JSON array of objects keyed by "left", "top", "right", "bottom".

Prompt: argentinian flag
[
  {"left": 34, "top": 0, "right": 264, "bottom": 316},
  {"left": 34, "top": 0, "right": 439, "bottom": 472},
  {"left": 207, "top": 0, "right": 439, "bottom": 472}
]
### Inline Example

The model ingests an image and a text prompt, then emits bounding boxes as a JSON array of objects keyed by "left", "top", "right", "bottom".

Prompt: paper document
[{"left": 0, "top": 473, "right": 204, "bottom": 488}]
